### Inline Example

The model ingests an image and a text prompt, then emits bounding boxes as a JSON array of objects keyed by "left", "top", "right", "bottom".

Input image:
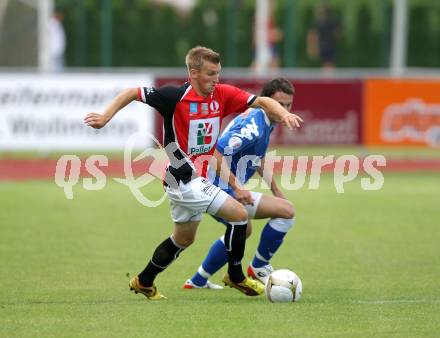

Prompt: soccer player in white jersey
[{"left": 184, "top": 78, "right": 297, "bottom": 289}]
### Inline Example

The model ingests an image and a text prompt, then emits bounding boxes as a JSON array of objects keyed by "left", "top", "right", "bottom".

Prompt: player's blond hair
[{"left": 185, "top": 46, "right": 220, "bottom": 71}]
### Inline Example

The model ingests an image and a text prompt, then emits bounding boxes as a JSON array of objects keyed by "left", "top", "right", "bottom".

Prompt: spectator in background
[
  {"left": 49, "top": 9, "right": 66, "bottom": 72},
  {"left": 307, "top": 2, "right": 340, "bottom": 70}
]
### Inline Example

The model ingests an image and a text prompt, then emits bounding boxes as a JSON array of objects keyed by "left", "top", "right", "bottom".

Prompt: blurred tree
[
  {"left": 58, "top": 0, "right": 439, "bottom": 68},
  {"left": 408, "top": 2, "right": 440, "bottom": 67}
]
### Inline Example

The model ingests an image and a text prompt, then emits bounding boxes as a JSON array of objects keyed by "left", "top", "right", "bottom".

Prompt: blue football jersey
[{"left": 208, "top": 108, "right": 274, "bottom": 196}]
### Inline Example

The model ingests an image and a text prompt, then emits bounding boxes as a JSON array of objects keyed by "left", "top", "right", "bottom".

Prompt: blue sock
[
  {"left": 252, "top": 222, "right": 287, "bottom": 268},
  {"left": 191, "top": 238, "right": 228, "bottom": 286}
]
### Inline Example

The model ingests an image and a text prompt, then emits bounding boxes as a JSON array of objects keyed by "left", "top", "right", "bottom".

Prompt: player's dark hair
[
  {"left": 260, "top": 78, "right": 295, "bottom": 97},
  {"left": 186, "top": 46, "right": 220, "bottom": 70}
]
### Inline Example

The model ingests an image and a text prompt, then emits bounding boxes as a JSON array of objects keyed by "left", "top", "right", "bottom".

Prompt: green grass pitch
[{"left": 1, "top": 172, "right": 439, "bottom": 337}]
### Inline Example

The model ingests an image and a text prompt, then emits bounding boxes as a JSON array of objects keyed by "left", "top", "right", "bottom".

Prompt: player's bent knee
[
  {"left": 228, "top": 203, "right": 248, "bottom": 223},
  {"left": 280, "top": 200, "right": 295, "bottom": 219},
  {"left": 175, "top": 237, "right": 195, "bottom": 247},
  {"left": 215, "top": 196, "right": 248, "bottom": 223},
  {"left": 173, "top": 234, "right": 196, "bottom": 247},
  {"left": 239, "top": 206, "right": 248, "bottom": 222}
]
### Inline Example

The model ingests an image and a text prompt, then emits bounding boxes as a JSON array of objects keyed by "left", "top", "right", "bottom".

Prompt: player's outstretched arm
[
  {"left": 84, "top": 88, "right": 138, "bottom": 129},
  {"left": 251, "top": 96, "right": 303, "bottom": 130},
  {"left": 211, "top": 150, "right": 254, "bottom": 205}
]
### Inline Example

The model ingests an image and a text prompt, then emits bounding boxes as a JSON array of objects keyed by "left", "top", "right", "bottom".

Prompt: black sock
[
  {"left": 138, "top": 236, "right": 185, "bottom": 287},
  {"left": 224, "top": 223, "right": 247, "bottom": 283}
]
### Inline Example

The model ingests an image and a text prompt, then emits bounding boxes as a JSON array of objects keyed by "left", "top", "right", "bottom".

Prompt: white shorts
[
  {"left": 244, "top": 191, "right": 263, "bottom": 219},
  {"left": 166, "top": 176, "right": 229, "bottom": 223}
]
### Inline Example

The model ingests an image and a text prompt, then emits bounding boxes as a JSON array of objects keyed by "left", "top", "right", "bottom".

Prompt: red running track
[{"left": 1, "top": 158, "right": 439, "bottom": 181}]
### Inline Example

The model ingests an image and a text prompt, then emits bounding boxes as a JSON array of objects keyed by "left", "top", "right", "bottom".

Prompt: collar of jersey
[{"left": 181, "top": 84, "right": 214, "bottom": 102}]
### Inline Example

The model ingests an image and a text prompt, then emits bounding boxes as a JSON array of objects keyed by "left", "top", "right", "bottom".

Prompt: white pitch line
[{"left": 352, "top": 300, "right": 440, "bottom": 304}]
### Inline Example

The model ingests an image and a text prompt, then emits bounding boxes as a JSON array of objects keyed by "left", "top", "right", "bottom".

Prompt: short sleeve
[
  {"left": 137, "top": 86, "right": 181, "bottom": 117},
  {"left": 217, "top": 132, "right": 253, "bottom": 156},
  {"left": 219, "top": 84, "right": 257, "bottom": 117},
  {"left": 216, "top": 109, "right": 265, "bottom": 156}
]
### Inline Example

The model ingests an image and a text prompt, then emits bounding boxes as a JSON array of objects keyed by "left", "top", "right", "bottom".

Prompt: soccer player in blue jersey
[{"left": 183, "top": 78, "right": 297, "bottom": 289}]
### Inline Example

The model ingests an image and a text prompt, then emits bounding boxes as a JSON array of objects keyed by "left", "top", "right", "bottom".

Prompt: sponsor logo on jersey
[
  {"left": 224, "top": 136, "right": 243, "bottom": 155},
  {"left": 190, "top": 102, "right": 198, "bottom": 113},
  {"left": 232, "top": 117, "right": 260, "bottom": 140},
  {"left": 228, "top": 136, "right": 242, "bottom": 149},
  {"left": 188, "top": 117, "right": 220, "bottom": 155},
  {"left": 201, "top": 103, "right": 209, "bottom": 114},
  {"left": 189, "top": 145, "right": 212, "bottom": 155},
  {"left": 201, "top": 181, "right": 217, "bottom": 197},
  {"left": 197, "top": 122, "right": 213, "bottom": 145},
  {"left": 209, "top": 100, "right": 220, "bottom": 113},
  {"left": 145, "top": 87, "right": 154, "bottom": 95},
  {"left": 139, "top": 87, "right": 154, "bottom": 102}
]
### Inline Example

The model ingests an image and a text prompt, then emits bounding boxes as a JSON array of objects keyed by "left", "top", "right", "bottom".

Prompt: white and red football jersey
[{"left": 137, "top": 83, "right": 256, "bottom": 184}]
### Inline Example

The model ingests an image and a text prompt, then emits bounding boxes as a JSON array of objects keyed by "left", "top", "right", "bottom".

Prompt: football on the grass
[{"left": 265, "top": 269, "right": 302, "bottom": 303}]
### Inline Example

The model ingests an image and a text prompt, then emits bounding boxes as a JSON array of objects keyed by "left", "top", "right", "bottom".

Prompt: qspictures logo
[{"left": 54, "top": 131, "right": 387, "bottom": 207}]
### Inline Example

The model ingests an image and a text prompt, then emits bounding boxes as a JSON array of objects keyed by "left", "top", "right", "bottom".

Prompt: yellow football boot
[
  {"left": 222, "top": 274, "right": 265, "bottom": 296},
  {"left": 129, "top": 276, "right": 167, "bottom": 300}
]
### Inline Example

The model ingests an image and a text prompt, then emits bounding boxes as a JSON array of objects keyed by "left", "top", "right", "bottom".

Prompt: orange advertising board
[{"left": 363, "top": 79, "right": 440, "bottom": 147}]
